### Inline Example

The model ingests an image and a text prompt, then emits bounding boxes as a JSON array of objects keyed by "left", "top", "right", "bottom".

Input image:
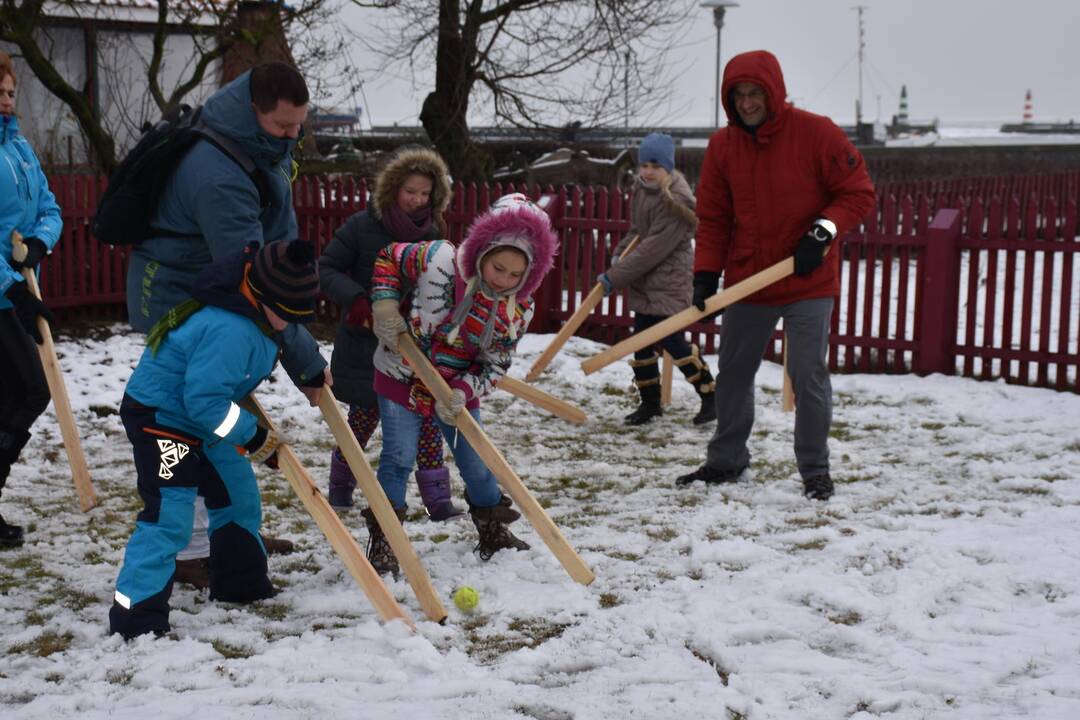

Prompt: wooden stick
[
  {"left": 781, "top": 333, "right": 795, "bottom": 412},
  {"left": 10, "top": 231, "right": 97, "bottom": 512},
  {"left": 397, "top": 335, "right": 595, "bottom": 586},
  {"left": 241, "top": 396, "right": 413, "bottom": 629},
  {"left": 318, "top": 389, "right": 448, "bottom": 623},
  {"left": 497, "top": 377, "right": 586, "bottom": 425},
  {"left": 525, "top": 235, "right": 640, "bottom": 381},
  {"left": 660, "top": 351, "right": 673, "bottom": 407},
  {"left": 581, "top": 256, "right": 795, "bottom": 375}
]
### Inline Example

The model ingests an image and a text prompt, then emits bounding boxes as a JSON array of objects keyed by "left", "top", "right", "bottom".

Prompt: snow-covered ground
[{"left": 2, "top": 327, "right": 1080, "bottom": 719}]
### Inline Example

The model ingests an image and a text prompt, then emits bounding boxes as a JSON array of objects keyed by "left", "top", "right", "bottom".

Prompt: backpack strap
[{"left": 193, "top": 120, "right": 274, "bottom": 209}]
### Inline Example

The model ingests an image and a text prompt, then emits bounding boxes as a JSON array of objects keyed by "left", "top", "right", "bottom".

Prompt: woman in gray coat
[
  {"left": 598, "top": 133, "right": 716, "bottom": 426},
  {"left": 319, "top": 148, "right": 463, "bottom": 520}
]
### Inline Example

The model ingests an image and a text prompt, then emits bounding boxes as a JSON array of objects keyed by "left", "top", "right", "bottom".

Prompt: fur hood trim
[
  {"left": 455, "top": 193, "right": 558, "bottom": 300},
  {"left": 371, "top": 148, "right": 453, "bottom": 235}
]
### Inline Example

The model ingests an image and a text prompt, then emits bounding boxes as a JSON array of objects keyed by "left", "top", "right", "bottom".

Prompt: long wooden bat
[
  {"left": 241, "top": 396, "right": 413, "bottom": 629},
  {"left": 782, "top": 333, "right": 795, "bottom": 412},
  {"left": 581, "top": 255, "right": 796, "bottom": 375},
  {"left": 660, "top": 351, "right": 673, "bottom": 407},
  {"left": 525, "top": 235, "right": 640, "bottom": 381},
  {"left": 10, "top": 231, "right": 97, "bottom": 512},
  {"left": 397, "top": 334, "right": 595, "bottom": 586},
  {"left": 318, "top": 389, "right": 448, "bottom": 623},
  {"left": 497, "top": 377, "right": 586, "bottom": 425}
]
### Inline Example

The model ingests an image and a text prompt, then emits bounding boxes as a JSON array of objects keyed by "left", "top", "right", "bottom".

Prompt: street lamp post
[{"left": 701, "top": 0, "right": 739, "bottom": 128}]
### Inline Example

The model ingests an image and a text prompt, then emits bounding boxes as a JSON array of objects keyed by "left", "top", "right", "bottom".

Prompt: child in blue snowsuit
[{"left": 109, "top": 239, "right": 320, "bottom": 640}]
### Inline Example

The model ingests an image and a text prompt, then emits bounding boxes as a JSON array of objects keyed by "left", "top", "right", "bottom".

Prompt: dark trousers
[
  {"left": 706, "top": 298, "right": 834, "bottom": 479},
  {"left": 632, "top": 313, "right": 694, "bottom": 362},
  {"left": 0, "top": 310, "right": 50, "bottom": 437},
  {"left": 0, "top": 310, "right": 50, "bottom": 494},
  {"left": 109, "top": 396, "right": 274, "bottom": 639}
]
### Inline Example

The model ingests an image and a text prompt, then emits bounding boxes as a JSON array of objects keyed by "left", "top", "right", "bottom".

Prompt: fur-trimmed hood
[
  {"left": 455, "top": 193, "right": 558, "bottom": 300},
  {"left": 371, "top": 148, "right": 453, "bottom": 235}
]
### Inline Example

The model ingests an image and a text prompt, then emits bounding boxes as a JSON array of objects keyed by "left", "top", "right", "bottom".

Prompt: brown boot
[
  {"left": 174, "top": 557, "right": 210, "bottom": 589},
  {"left": 260, "top": 534, "right": 295, "bottom": 555},
  {"left": 361, "top": 506, "right": 406, "bottom": 576},
  {"left": 467, "top": 494, "right": 530, "bottom": 561}
]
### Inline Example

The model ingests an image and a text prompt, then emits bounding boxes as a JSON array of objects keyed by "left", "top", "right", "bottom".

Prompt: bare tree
[
  {"left": 352, "top": 0, "right": 697, "bottom": 180},
  {"left": 1, "top": 0, "right": 351, "bottom": 173}
]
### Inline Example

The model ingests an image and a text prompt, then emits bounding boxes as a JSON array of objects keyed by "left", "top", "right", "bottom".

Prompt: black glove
[
  {"left": 11, "top": 237, "right": 48, "bottom": 271},
  {"left": 692, "top": 271, "right": 720, "bottom": 312},
  {"left": 793, "top": 220, "right": 836, "bottom": 277},
  {"left": 5, "top": 281, "right": 53, "bottom": 344}
]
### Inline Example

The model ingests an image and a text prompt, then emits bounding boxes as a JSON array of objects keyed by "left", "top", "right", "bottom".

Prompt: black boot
[
  {"left": 802, "top": 474, "right": 834, "bottom": 501},
  {"left": 467, "top": 493, "right": 530, "bottom": 561},
  {"left": 625, "top": 383, "right": 663, "bottom": 426},
  {"left": 626, "top": 353, "right": 663, "bottom": 426},
  {"left": 675, "top": 464, "right": 747, "bottom": 487},
  {"left": 361, "top": 506, "right": 406, "bottom": 576},
  {"left": 0, "top": 514, "right": 23, "bottom": 547},
  {"left": 674, "top": 345, "right": 717, "bottom": 425}
]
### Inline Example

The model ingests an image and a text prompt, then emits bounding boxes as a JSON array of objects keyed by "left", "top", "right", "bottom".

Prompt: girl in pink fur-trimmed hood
[{"left": 361, "top": 193, "right": 558, "bottom": 572}]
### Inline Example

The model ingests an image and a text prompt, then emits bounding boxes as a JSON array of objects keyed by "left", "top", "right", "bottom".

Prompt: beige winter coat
[{"left": 606, "top": 171, "right": 697, "bottom": 316}]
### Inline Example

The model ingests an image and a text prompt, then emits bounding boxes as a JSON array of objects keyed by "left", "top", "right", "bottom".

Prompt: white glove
[
  {"left": 372, "top": 300, "right": 407, "bottom": 350},
  {"left": 435, "top": 388, "right": 467, "bottom": 425}
]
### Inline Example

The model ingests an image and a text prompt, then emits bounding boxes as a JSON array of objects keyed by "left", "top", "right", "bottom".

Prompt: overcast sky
[{"left": 340, "top": 0, "right": 1080, "bottom": 128}]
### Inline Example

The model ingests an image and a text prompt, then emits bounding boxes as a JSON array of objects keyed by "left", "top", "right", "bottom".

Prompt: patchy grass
[
  {"left": 211, "top": 639, "right": 254, "bottom": 659},
  {"left": 464, "top": 616, "right": 574, "bottom": 665},
  {"left": 8, "top": 630, "right": 74, "bottom": 657}
]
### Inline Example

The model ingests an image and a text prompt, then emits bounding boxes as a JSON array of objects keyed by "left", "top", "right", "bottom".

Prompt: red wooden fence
[{"left": 32, "top": 173, "right": 1080, "bottom": 393}]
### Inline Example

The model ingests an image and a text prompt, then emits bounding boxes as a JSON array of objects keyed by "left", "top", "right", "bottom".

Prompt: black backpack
[{"left": 92, "top": 104, "right": 271, "bottom": 246}]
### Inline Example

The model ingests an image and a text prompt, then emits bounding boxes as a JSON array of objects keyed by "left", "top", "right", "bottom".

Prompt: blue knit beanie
[{"left": 636, "top": 133, "right": 675, "bottom": 173}]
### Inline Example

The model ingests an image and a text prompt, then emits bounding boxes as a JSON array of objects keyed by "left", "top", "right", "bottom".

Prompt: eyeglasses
[{"left": 732, "top": 89, "right": 765, "bottom": 101}]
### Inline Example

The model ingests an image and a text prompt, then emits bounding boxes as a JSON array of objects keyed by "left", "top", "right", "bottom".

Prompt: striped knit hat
[{"left": 247, "top": 239, "right": 319, "bottom": 323}]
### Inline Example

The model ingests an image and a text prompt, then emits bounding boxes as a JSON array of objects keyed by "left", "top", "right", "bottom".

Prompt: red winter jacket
[{"left": 695, "top": 50, "right": 876, "bottom": 305}]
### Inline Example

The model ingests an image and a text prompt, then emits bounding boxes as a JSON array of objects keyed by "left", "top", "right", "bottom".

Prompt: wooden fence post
[{"left": 917, "top": 208, "right": 962, "bottom": 376}]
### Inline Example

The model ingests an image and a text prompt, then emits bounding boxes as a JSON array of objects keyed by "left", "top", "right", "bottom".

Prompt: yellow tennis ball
[{"left": 453, "top": 585, "right": 479, "bottom": 613}]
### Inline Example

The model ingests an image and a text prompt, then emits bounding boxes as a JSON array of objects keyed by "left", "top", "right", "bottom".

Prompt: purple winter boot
[
  {"left": 328, "top": 452, "right": 356, "bottom": 509},
  {"left": 416, "top": 468, "right": 465, "bottom": 521}
]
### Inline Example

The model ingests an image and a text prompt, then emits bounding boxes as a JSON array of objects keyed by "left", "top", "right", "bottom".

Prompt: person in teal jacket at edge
[
  {"left": 125, "top": 62, "right": 327, "bottom": 584},
  {"left": 109, "top": 239, "right": 319, "bottom": 640},
  {"left": 0, "top": 51, "right": 63, "bottom": 547}
]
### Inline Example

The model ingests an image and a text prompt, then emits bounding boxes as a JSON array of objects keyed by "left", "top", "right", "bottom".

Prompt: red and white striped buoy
[{"left": 1023, "top": 89, "right": 1033, "bottom": 124}]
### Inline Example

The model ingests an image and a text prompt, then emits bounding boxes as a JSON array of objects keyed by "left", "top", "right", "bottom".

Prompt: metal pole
[{"left": 712, "top": 7, "right": 726, "bottom": 128}]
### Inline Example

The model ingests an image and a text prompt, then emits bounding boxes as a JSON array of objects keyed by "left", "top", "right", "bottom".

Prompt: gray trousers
[{"left": 706, "top": 297, "right": 834, "bottom": 480}]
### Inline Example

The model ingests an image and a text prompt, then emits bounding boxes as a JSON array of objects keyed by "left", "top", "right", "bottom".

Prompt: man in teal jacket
[
  {"left": 110, "top": 239, "right": 318, "bottom": 639},
  {"left": 124, "top": 63, "right": 326, "bottom": 580}
]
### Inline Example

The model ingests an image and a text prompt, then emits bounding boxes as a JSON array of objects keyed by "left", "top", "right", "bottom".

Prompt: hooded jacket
[
  {"left": 1, "top": 114, "right": 62, "bottom": 309},
  {"left": 125, "top": 248, "right": 279, "bottom": 448},
  {"left": 319, "top": 149, "right": 451, "bottom": 407},
  {"left": 123, "top": 70, "right": 325, "bottom": 387},
  {"left": 606, "top": 170, "right": 697, "bottom": 316},
  {"left": 695, "top": 50, "right": 876, "bottom": 305},
  {"left": 370, "top": 195, "right": 557, "bottom": 413}
]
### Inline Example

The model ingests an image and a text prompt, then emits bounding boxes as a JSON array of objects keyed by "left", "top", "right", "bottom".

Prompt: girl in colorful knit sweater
[{"left": 365, "top": 193, "right": 557, "bottom": 574}]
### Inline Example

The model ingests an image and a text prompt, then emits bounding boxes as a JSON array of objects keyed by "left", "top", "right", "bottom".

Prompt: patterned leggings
[{"left": 331, "top": 405, "right": 444, "bottom": 470}]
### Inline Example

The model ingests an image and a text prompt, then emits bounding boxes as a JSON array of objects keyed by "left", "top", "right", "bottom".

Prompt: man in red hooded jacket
[{"left": 675, "top": 50, "right": 875, "bottom": 500}]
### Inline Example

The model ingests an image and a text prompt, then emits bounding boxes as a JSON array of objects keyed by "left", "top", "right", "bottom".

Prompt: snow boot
[
  {"left": 674, "top": 345, "right": 717, "bottom": 425},
  {"left": 675, "top": 464, "right": 747, "bottom": 487},
  {"left": 416, "top": 468, "right": 465, "bottom": 521},
  {"left": 467, "top": 492, "right": 530, "bottom": 561},
  {"left": 625, "top": 354, "right": 663, "bottom": 426},
  {"left": 327, "top": 452, "right": 356, "bottom": 509},
  {"left": 361, "top": 505, "right": 406, "bottom": 577},
  {"left": 260, "top": 534, "right": 295, "bottom": 555},
  {"left": 802, "top": 474, "right": 834, "bottom": 501},
  {"left": 174, "top": 557, "right": 210, "bottom": 589}
]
